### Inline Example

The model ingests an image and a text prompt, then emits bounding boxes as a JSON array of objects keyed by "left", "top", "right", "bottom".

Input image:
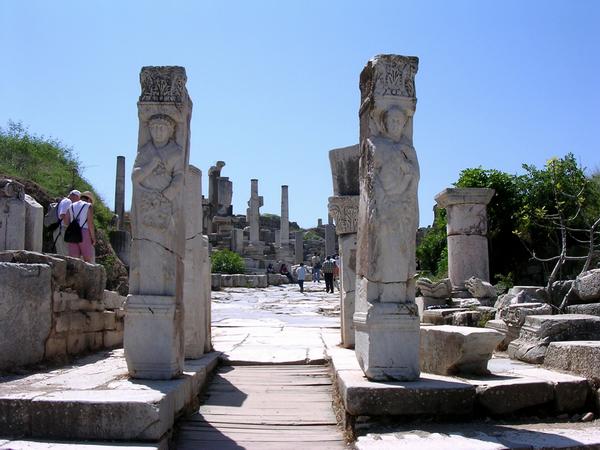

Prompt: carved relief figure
[
  {"left": 132, "top": 114, "right": 184, "bottom": 235},
  {"left": 360, "top": 103, "right": 419, "bottom": 286}
]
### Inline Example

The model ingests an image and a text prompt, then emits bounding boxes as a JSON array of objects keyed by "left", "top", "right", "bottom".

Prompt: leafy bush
[
  {"left": 304, "top": 230, "right": 322, "bottom": 241},
  {"left": 211, "top": 249, "right": 245, "bottom": 274}
]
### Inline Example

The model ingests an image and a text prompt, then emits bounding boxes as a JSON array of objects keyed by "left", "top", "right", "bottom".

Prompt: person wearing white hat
[{"left": 51, "top": 189, "right": 80, "bottom": 255}]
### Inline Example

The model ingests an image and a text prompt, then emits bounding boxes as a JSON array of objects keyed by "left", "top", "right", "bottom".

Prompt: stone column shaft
[
  {"left": 280, "top": 185, "right": 289, "bottom": 245},
  {"left": 246, "top": 179, "right": 263, "bottom": 244},
  {"left": 294, "top": 231, "right": 304, "bottom": 264},
  {"left": 435, "top": 188, "right": 495, "bottom": 294},
  {"left": 115, "top": 156, "right": 125, "bottom": 229}
]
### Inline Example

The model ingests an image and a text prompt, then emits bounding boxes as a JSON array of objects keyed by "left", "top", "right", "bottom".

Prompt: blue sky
[{"left": 1, "top": 0, "right": 599, "bottom": 228}]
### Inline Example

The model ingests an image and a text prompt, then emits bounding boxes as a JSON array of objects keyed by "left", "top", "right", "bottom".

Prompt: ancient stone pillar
[
  {"left": 207, "top": 161, "right": 225, "bottom": 232},
  {"left": 201, "top": 234, "right": 212, "bottom": 352},
  {"left": 125, "top": 66, "right": 192, "bottom": 379},
  {"left": 317, "top": 218, "right": 323, "bottom": 228},
  {"left": 328, "top": 144, "right": 359, "bottom": 348},
  {"left": 231, "top": 228, "right": 244, "bottom": 253},
  {"left": 354, "top": 55, "right": 421, "bottom": 381},
  {"left": 325, "top": 214, "right": 336, "bottom": 257},
  {"left": 115, "top": 156, "right": 126, "bottom": 229},
  {"left": 246, "top": 179, "right": 263, "bottom": 244},
  {"left": 0, "top": 179, "right": 26, "bottom": 251},
  {"left": 24, "top": 194, "right": 43, "bottom": 252},
  {"left": 435, "top": 188, "right": 495, "bottom": 295},
  {"left": 280, "top": 185, "right": 289, "bottom": 246},
  {"left": 294, "top": 230, "right": 304, "bottom": 264},
  {"left": 183, "top": 165, "right": 206, "bottom": 359}
]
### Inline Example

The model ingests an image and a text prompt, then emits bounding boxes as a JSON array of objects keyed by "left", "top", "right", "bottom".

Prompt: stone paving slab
[
  {"left": 354, "top": 420, "right": 600, "bottom": 449},
  {"left": 0, "top": 349, "right": 220, "bottom": 442},
  {"left": 0, "top": 440, "right": 166, "bottom": 449}
]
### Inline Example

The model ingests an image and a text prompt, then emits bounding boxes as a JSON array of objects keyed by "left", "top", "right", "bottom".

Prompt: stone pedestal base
[
  {"left": 109, "top": 230, "right": 131, "bottom": 267},
  {"left": 354, "top": 303, "right": 420, "bottom": 381},
  {"left": 124, "top": 294, "right": 184, "bottom": 379}
]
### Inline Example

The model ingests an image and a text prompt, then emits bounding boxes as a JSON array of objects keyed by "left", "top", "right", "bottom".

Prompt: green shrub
[
  {"left": 304, "top": 230, "right": 322, "bottom": 241},
  {"left": 211, "top": 249, "right": 245, "bottom": 274}
]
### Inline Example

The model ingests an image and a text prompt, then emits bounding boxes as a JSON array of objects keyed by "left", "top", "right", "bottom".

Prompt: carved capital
[
  {"left": 328, "top": 195, "right": 359, "bottom": 235},
  {"left": 140, "top": 66, "right": 188, "bottom": 104}
]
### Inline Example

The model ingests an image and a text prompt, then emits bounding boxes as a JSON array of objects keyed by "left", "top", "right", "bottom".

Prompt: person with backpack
[
  {"left": 322, "top": 256, "right": 336, "bottom": 294},
  {"left": 64, "top": 192, "right": 96, "bottom": 263},
  {"left": 46, "top": 190, "right": 80, "bottom": 255}
]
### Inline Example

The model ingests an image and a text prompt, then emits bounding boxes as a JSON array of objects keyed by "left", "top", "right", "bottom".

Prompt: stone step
[{"left": 0, "top": 349, "right": 220, "bottom": 442}]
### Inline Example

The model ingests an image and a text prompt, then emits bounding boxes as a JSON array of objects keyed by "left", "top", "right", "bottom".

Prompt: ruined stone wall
[{"left": 0, "top": 251, "right": 125, "bottom": 370}]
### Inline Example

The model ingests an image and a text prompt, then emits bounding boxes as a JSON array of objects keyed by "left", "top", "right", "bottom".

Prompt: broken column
[
  {"left": 246, "top": 179, "right": 263, "bottom": 245},
  {"left": 294, "top": 230, "right": 304, "bottom": 264},
  {"left": 328, "top": 144, "right": 359, "bottom": 348},
  {"left": 354, "top": 55, "right": 421, "bottom": 381},
  {"left": 0, "top": 179, "right": 26, "bottom": 251},
  {"left": 435, "top": 188, "right": 494, "bottom": 296},
  {"left": 115, "top": 156, "right": 126, "bottom": 229},
  {"left": 280, "top": 185, "right": 289, "bottom": 246},
  {"left": 125, "top": 66, "right": 192, "bottom": 379},
  {"left": 183, "top": 165, "right": 206, "bottom": 358}
]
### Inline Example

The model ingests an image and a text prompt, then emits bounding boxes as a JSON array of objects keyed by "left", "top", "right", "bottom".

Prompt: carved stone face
[
  {"left": 382, "top": 107, "right": 407, "bottom": 142},
  {"left": 149, "top": 119, "right": 174, "bottom": 147}
]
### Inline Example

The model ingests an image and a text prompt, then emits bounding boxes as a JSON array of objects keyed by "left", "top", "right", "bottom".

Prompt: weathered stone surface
[
  {"left": 23, "top": 194, "right": 43, "bottom": 252},
  {"left": 416, "top": 278, "right": 452, "bottom": 299},
  {"left": 338, "top": 233, "right": 357, "bottom": 348},
  {"left": 183, "top": 166, "right": 206, "bottom": 359},
  {"left": 329, "top": 144, "right": 359, "bottom": 196},
  {"left": 114, "top": 155, "right": 126, "bottom": 229},
  {"left": 415, "top": 297, "right": 449, "bottom": 320},
  {"left": 246, "top": 179, "right": 263, "bottom": 245},
  {"left": 0, "top": 179, "right": 26, "bottom": 251},
  {"left": 354, "top": 54, "right": 421, "bottom": 381},
  {"left": 465, "top": 276, "right": 497, "bottom": 299},
  {"left": 0, "top": 250, "right": 67, "bottom": 287},
  {"left": 422, "top": 308, "right": 468, "bottom": 325},
  {"left": 544, "top": 341, "right": 600, "bottom": 381},
  {"left": 420, "top": 325, "right": 503, "bottom": 375},
  {"left": 475, "top": 379, "right": 554, "bottom": 414},
  {"left": 279, "top": 185, "right": 289, "bottom": 246},
  {"left": 508, "top": 314, "right": 600, "bottom": 363},
  {"left": 126, "top": 66, "right": 190, "bottom": 379},
  {"left": 103, "top": 290, "right": 126, "bottom": 310},
  {"left": 573, "top": 269, "right": 600, "bottom": 302},
  {"left": 0, "top": 262, "right": 52, "bottom": 370},
  {"left": 435, "top": 188, "right": 494, "bottom": 292},
  {"left": 566, "top": 303, "right": 600, "bottom": 316},
  {"left": 494, "top": 285, "right": 545, "bottom": 310},
  {"left": 328, "top": 196, "right": 358, "bottom": 236}
]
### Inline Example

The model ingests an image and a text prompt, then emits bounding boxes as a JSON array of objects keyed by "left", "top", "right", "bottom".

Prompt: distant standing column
[
  {"left": 354, "top": 54, "right": 421, "bottom": 381},
  {"left": 280, "top": 185, "right": 289, "bottom": 246},
  {"left": 115, "top": 156, "right": 125, "bottom": 229},
  {"left": 325, "top": 214, "right": 336, "bottom": 257},
  {"left": 246, "top": 179, "right": 263, "bottom": 244},
  {"left": 435, "top": 188, "right": 495, "bottom": 295},
  {"left": 294, "top": 230, "right": 304, "bottom": 264}
]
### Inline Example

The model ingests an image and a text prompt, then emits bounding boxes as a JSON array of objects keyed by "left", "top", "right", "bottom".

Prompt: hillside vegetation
[{"left": 0, "top": 120, "right": 112, "bottom": 228}]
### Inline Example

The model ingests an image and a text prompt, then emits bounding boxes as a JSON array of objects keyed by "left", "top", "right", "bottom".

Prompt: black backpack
[{"left": 64, "top": 205, "right": 87, "bottom": 243}]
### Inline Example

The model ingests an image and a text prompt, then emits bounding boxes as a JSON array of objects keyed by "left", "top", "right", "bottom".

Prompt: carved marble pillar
[
  {"left": 115, "top": 156, "right": 126, "bottom": 229},
  {"left": 280, "top": 185, "right": 289, "bottom": 246},
  {"left": 125, "top": 66, "right": 192, "bottom": 379},
  {"left": 329, "top": 144, "right": 360, "bottom": 349},
  {"left": 207, "top": 161, "right": 225, "bottom": 232},
  {"left": 246, "top": 179, "right": 263, "bottom": 245},
  {"left": 435, "top": 188, "right": 495, "bottom": 296},
  {"left": 325, "top": 214, "right": 336, "bottom": 257},
  {"left": 183, "top": 165, "right": 206, "bottom": 358},
  {"left": 354, "top": 55, "right": 421, "bottom": 381}
]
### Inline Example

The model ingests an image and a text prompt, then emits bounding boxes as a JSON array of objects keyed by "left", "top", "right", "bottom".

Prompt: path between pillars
[{"left": 173, "top": 284, "right": 348, "bottom": 449}]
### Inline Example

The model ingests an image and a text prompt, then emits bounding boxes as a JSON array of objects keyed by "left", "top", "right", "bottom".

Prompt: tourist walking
[
  {"left": 296, "top": 262, "right": 306, "bottom": 293},
  {"left": 311, "top": 253, "right": 322, "bottom": 283},
  {"left": 64, "top": 194, "right": 96, "bottom": 263},
  {"left": 333, "top": 255, "right": 340, "bottom": 291},
  {"left": 322, "top": 256, "right": 335, "bottom": 294}
]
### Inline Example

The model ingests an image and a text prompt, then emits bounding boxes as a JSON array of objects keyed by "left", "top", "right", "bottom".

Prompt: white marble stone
[
  {"left": 280, "top": 185, "right": 289, "bottom": 245},
  {"left": 23, "top": 194, "right": 43, "bottom": 252},
  {"left": 246, "top": 179, "right": 263, "bottom": 245},
  {"left": 0, "top": 179, "right": 26, "bottom": 251},
  {"left": 354, "top": 54, "right": 421, "bottom": 381},
  {"left": 125, "top": 66, "right": 191, "bottom": 379},
  {"left": 435, "top": 188, "right": 494, "bottom": 293},
  {"left": 183, "top": 166, "right": 206, "bottom": 359}
]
